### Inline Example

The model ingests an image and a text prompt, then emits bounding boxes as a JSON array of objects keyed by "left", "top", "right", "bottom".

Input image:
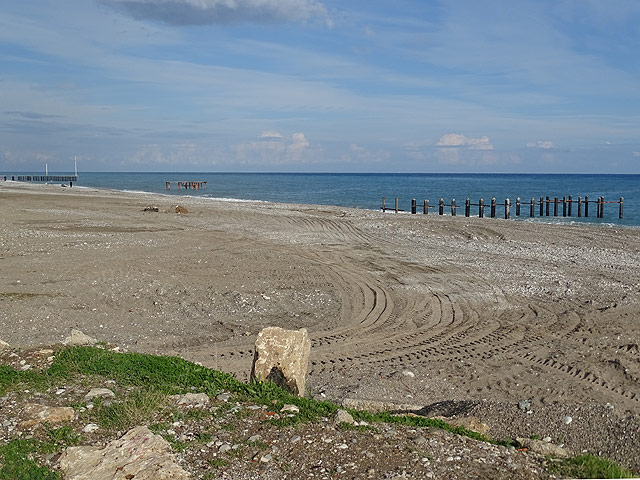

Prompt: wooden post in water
[
  {"left": 451, "top": 198, "right": 456, "bottom": 216},
  {"left": 382, "top": 196, "right": 386, "bottom": 212},
  {"left": 166, "top": 181, "right": 171, "bottom": 190},
  {"left": 411, "top": 198, "right": 417, "bottom": 214},
  {"left": 424, "top": 200, "right": 429, "bottom": 214},
  {"left": 600, "top": 196, "right": 605, "bottom": 218},
  {"left": 490, "top": 198, "right": 496, "bottom": 218},
  {"left": 584, "top": 195, "right": 589, "bottom": 217},
  {"left": 577, "top": 197, "right": 582, "bottom": 217},
  {"left": 479, "top": 198, "right": 484, "bottom": 218},
  {"left": 395, "top": 197, "right": 399, "bottom": 214},
  {"left": 619, "top": 197, "right": 624, "bottom": 219},
  {"left": 562, "top": 196, "right": 567, "bottom": 217},
  {"left": 516, "top": 197, "right": 521, "bottom": 216},
  {"left": 539, "top": 197, "right": 544, "bottom": 216},
  {"left": 530, "top": 197, "right": 535, "bottom": 217},
  {"left": 465, "top": 198, "right": 470, "bottom": 217},
  {"left": 568, "top": 195, "right": 573, "bottom": 216},
  {"left": 439, "top": 198, "right": 444, "bottom": 215},
  {"left": 505, "top": 198, "right": 511, "bottom": 219},
  {"left": 554, "top": 197, "right": 558, "bottom": 216},
  {"left": 546, "top": 196, "right": 550, "bottom": 216}
]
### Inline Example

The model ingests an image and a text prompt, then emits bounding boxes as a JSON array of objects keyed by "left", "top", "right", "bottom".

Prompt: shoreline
[{"left": 1, "top": 181, "right": 639, "bottom": 469}]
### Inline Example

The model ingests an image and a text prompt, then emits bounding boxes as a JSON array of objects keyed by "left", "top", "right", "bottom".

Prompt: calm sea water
[{"left": 12, "top": 172, "right": 640, "bottom": 227}]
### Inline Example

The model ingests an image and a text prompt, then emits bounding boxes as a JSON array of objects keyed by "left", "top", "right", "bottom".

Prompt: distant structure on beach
[{"left": 382, "top": 195, "right": 624, "bottom": 220}]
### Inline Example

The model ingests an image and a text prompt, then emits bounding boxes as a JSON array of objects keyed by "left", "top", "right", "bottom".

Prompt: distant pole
[
  {"left": 439, "top": 198, "right": 444, "bottom": 215},
  {"left": 577, "top": 197, "right": 582, "bottom": 217},
  {"left": 585, "top": 195, "right": 589, "bottom": 217},
  {"left": 516, "top": 197, "right": 521, "bottom": 217},
  {"left": 505, "top": 198, "right": 511, "bottom": 219},
  {"left": 568, "top": 195, "right": 573, "bottom": 216},
  {"left": 490, "top": 197, "right": 496, "bottom": 218},
  {"left": 619, "top": 197, "right": 624, "bottom": 219},
  {"left": 479, "top": 198, "right": 484, "bottom": 218},
  {"left": 562, "top": 196, "right": 567, "bottom": 217},
  {"left": 395, "top": 197, "right": 398, "bottom": 214},
  {"left": 530, "top": 197, "right": 535, "bottom": 217},
  {"left": 539, "top": 197, "right": 543, "bottom": 216},
  {"left": 382, "top": 196, "right": 386, "bottom": 212},
  {"left": 465, "top": 198, "right": 470, "bottom": 217},
  {"left": 411, "top": 198, "right": 417, "bottom": 214},
  {"left": 451, "top": 198, "right": 456, "bottom": 216},
  {"left": 554, "top": 197, "right": 558, "bottom": 216},
  {"left": 424, "top": 199, "right": 429, "bottom": 214},
  {"left": 546, "top": 196, "right": 550, "bottom": 216}
]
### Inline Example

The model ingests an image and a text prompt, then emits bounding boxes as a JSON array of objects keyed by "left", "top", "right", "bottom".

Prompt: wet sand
[{"left": 1, "top": 181, "right": 639, "bottom": 468}]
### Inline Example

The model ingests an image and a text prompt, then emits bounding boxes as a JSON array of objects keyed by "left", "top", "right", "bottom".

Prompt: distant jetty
[{"left": 3, "top": 175, "right": 78, "bottom": 183}]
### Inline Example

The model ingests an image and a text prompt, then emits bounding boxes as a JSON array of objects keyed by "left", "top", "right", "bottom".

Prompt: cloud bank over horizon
[{"left": 1, "top": 1, "right": 639, "bottom": 173}]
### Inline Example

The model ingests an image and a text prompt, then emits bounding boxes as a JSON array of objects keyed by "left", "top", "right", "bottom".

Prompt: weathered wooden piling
[
  {"left": 585, "top": 195, "right": 589, "bottom": 217},
  {"left": 546, "top": 196, "right": 550, "bottom": 216},
  {"left": 479, "top": 198, "right": 484, "bottom": 218},
  {"left": 424, "top": 200, "right": 429, "bottom": 214},
  {"left": 465, "top": 198, "right": 471, "bottom": 217},
  {"left": 411, "top": 198, "right": 417, "bottom": 214},
  {"left": 554, "top": 197, "right": 559, "bottom": 216},
  {"left": 439, "top": 198, "right": 444, "bottom": 215},
  {"left": 451, "top": 198, "right": 456, "bottom": 216},
  {"left": 491, "top": 198, "right": 496, "bottom": 218},
  {"left": 530, "top": 197, "right": 535, "bottom": 217},
  {"left": 578, "top": 197, "right": 582, "bottom": 217},
  {"left": 516, "top": 197, "right": 521, "bottom": 217},
  {"left": 568, "top": 195, "right": 573, "bottom": 216},
  {"left": 562, "top": 196, "right": 567, "bottom": 217},
  {"left": 620, "top": 197, "right": 624, "bottom": 219},
  {"left": 505, "top": 198, "right": 511, "bottom": 219},
  {"left": 382, "top": 196, "right": 386, "bottom": 212},
  {"left": 395, "top": 197, "right": 399, "bottom": 214}
]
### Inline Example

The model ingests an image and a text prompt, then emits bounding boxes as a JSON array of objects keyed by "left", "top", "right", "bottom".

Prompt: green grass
[
  {"left": 1, "top": 346, "right": 637, "bottom": 479},
  {"left": 549, "top": 454, "right": 635, "bottom": 479}
]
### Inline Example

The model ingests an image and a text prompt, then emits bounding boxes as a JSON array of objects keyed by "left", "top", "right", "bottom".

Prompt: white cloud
[
  {"left": 234, "top": 131, "right": 312, "bottom": 165},
  {"left": 435, "top": 133, "right": 493, "bottom": 150},
  {"left": 340, "top": 143, "right": 390, "bottom": 164},
  {"left": 103, "top": 0, "right": 331, "bottom": 25},
  {"left": 633, "top": 151, "right": 640, "bottom": 158},
  {"left": 526, "top": 140, "right": 555, "bottom": 149}
]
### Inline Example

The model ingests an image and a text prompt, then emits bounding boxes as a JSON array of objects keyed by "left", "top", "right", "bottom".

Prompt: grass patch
[
  {"left": 549, "top": 454, "right": 635, "bottom": 479},
  {"left": 92, "top": 390, "right": 168, "bottom": 431},
  {"left": 0, "top": 438, "right": 60, "bottom": 480}
]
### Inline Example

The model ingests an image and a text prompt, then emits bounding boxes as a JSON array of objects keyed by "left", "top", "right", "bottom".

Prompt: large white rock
[
  {"left": 251, "top": 327, "right": 311, "bottom": 396},
  {"left": 59, "top": 425, "right": 191, "bottom": 480},
  {"left": 64, "top": 329, "right": 98, "bottom": 346}
]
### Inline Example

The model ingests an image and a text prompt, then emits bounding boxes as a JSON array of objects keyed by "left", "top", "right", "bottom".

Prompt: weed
[
  {"left": 0, "top": 438, "right": 60, "bottom": 480},
  {"left": 549, "top": 454, "right": 635, "bottom": 479},
  {"left": 93, "top": 390, "right": 168, "bottom": 431},
  {"left": 208, "top": 458, "right": 229, "bottom": 469},
  {"left": 195, "top": 432, "right": 213, "bottom": 443}
]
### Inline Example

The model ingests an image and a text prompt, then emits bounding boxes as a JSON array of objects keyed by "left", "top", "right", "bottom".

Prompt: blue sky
[{"left": 1, "top": 0, "right": 639, "bottom": 173}]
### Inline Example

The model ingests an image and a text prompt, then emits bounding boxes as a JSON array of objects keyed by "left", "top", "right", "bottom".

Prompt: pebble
[
  {"left": 218, "top": 443, "right": 232, "bottom": 453},
  {"left": 260, "top": 453, "right": 272, "bottom": 463},
  {"left": 562, "top": 416, "right": 573, "bottom": 424},
  {"left": 281, "top": 404, "right": 300, "bottom": 413},
  {"left": 216, "top": 393, "right": 232, "bottom": 402},
  {"left": 82, "top": 423, "right": 99, "bottom": 433},
  {"left": 248, "top": 435, "right": 262, "bottom": 443},
  {"left": 402, "top": 370, "right": 415, "bottom": 378},
  {"left": 290, "top": 435, "right": 301, "bottom": 443},
  {"left": 518, "top": 399, "right": 532, "bottom": 411}
]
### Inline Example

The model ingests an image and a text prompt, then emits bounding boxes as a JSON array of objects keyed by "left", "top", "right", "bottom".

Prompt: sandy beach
[{"left": 1, "top": 182, "right": 639, "bottom": 469}]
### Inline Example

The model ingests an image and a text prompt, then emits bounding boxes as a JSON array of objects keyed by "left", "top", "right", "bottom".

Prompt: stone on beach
[
  {"left": 251, "top": 326, "right": 311, "bottom": 396},
  {"left": 0, "top": 339, "right": 9, "bottom": 351},
  {"left": 19, "top": 403, "right": 75, "bottom": 429},
  {"left": 64, "top": 329, "right": 98, "bottom": 346},
  {"left": 59, "top": 425, "right": 190, "bottom": 480}
]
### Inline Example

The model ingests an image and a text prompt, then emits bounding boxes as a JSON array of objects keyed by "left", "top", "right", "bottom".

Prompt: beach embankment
[{"left": 1, "top": 181, "right": 639, "bottom": 470}]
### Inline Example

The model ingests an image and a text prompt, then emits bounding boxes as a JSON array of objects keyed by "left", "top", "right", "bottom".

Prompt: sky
[{"left": 1, "top": 0, "right": 639, "bottom": 173}]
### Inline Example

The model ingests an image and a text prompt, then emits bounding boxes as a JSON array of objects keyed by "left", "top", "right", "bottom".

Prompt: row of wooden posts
[
  {"left": 381, "top": 196, "right": 624, "bottom": 219},
  {"left": 165, "top": 181, "right": 207, "bottom": 190}
]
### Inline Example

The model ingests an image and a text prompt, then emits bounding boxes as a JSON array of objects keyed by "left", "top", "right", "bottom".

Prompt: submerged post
[
  {"left": 439, "top": 198, "right": 444, "bottom": 215},
  {"left": 382, "top": 196, "right": 386, "bottom": 212},
  {"left": 568, "top": 195, "right": 573, "bottom": 216},
  {"left": 505, "top": 198, "right": 511, "bottom": 219},
  {"left": 451, "top": 198, "right": 456, "bottom": 216},
  {"left": 546, "top": 196, "right": 550, "bottom": 216},
  {"left": 395, "top": 197, "right": 398, "bottom": 214},
  {"left": 166, "top": 181, "right": 171, "bottom": 190},
  {"left": 516, "top": 197, "right": 521, "bottom": 216},
  {"left": 530, "top": 197, "right": 535, "bottom": 217},
  {"left": 562, "top": 196, "right": 567, "bottom": 217},
  {"left": 620, "top": 197, "right": 624, "bottom": 219},
  {"left": 554, "top": 197, "right": 558, "bottom": 216},
  {"left": 585, "top": 195, "right": 589, "bottom": 217},
  {"left": 491, "top": 198, "right": 496, "bottom": 218},
  {"left": 479, "top": 198, "right": 484, "bottom": 218},
  {"left": 577, "top": 197, "right": 582, "bottom": 217},
  {"left": 411, "top": 198, "right": 417, "bottom": 214},
  {"left": 465, "top": 198, "right": 470, "bottom": 217},
  {"left": 424, "top": 199, "right": 429, "bottom": 214}
]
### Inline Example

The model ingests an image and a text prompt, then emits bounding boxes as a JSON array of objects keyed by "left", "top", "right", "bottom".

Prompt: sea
[{"left": 8, "top": 172, "right": 640, "bottom": 228}]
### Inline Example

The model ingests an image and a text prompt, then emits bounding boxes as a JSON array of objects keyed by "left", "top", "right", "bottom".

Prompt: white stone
[
  {"left": 251, "top": 327, "right": 311, "bottom": 396},
  {"left": 59, "top": 426, "right": 190, "bottom": 480},
  {"left": 280, "top": 404, "right": 300, "bottom": 413},
  {"left": 83, "top": 388, "right": 115, "bottom": 402},
  {"left": 82, "top": 424, "right": 99, "bottom": 433},
  {"left": 64, "top": 329, "right": 97, "bottom": 346},
  {"left": 332, "top": 409, "right": 355, "bottom": 425},
  {"left": 402, "top": 370, "right": 415, "bottom": 378},
  {"left": 0, "top": 339, "right": 10, "bottom": 351},
  {"left": 171, "top": 393, "right": 209, "bottom": 407}
]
